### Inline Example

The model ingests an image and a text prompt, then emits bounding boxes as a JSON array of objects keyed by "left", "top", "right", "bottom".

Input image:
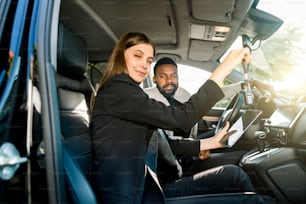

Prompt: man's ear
[{"left": 153, "top": 76, "right": 157, "bottom": 84}]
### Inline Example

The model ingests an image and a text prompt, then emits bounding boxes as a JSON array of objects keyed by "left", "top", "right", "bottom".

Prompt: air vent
[{"left": 189, "top": 24, "right": 230, "bottom": 41}]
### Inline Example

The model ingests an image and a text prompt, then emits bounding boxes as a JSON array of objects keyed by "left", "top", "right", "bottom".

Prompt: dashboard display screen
[{"left": 268, "top": 104, "right": 306, "bottom": 128}]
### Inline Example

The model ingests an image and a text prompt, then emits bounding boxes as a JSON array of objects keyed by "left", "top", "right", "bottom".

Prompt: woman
[{"left": 91, "top": 32, "right": 266, "bottom": 203}]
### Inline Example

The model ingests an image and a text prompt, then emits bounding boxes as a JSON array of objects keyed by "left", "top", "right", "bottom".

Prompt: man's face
[{"left": 154, "top": 64, "right": 178, "bottom": 97}]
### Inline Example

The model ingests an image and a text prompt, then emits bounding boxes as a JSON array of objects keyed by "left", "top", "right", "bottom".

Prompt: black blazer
[{"left": 91, "top": 73, "right": 224, "bottom": 203}]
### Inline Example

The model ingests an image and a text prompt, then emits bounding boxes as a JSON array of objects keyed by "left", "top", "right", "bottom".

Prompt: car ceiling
[{"left": 59, "top": 0, "right": 282, "bottom": 72}]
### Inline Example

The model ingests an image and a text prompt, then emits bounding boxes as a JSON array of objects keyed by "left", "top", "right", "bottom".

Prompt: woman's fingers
[
  {"left": 242, "top": 47, "right": 251, "bottom": 63},
  {"left": 219, "top": 130, "right": 237, "bottom": 147},
  {"left": 224, "top": 48, "right": 250, "bottom": 65},
  {"left": 218, "top": 121, "right": 237, "bottom": 147},
  {"left": 219, "top": 121, "right": 230, "bottom": 134}
]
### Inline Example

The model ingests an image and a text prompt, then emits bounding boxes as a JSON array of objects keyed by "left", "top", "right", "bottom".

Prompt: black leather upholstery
[
  {"left": 56, "top": 23, "right": 93, "bottom": 180},
  {"left": 57, "top": 23, "right": 88, "bottom": 80}
]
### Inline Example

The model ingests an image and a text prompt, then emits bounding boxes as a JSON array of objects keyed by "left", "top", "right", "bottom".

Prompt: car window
[
  {"left": 257, "top": 0, "right": 306, "bottom": 96},
  {"left": 148, "top": 63, "right": 211, "bottom": 93},
  {"left": 175, "top": 64, "right": 233, "bottom": 109},
  {"left": 148, "top": 62, "right": 235, "bottom": 108},
  {"left": 212, "top": 0, "right": 306, "bottom": 108},
  {"left": 176, "top": 64, "right": 211, "bottom": 94}
]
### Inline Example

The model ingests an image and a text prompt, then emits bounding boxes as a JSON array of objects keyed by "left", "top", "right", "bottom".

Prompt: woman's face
[{"left": 124, "top": 43, "right": 154, "bottom": 83}]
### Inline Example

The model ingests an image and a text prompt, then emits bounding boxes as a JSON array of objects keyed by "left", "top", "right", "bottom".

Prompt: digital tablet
[{"left": 226, "top": 110, "right": 262, "bottom": 147}]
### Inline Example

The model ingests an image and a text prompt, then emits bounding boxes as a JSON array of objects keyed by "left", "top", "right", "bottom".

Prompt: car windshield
[
  {"left": 255, "top": 0, "right": 306, "bottom": 96},
  {"left": 176, "top": 0, "right": 306, "bottom": 97}
]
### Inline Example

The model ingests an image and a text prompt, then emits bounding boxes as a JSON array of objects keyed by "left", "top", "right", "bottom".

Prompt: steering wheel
[{"left": 214, "top": 92, "right": 244, "bottom": 134}]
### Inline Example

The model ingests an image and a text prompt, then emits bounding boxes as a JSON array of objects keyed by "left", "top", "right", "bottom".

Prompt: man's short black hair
[{"left": 153, "top": 57, "right": 177, "bottom": 75}]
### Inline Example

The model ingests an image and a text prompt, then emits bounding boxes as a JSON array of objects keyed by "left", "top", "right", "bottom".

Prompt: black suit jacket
[{"left": 91, "top": 73, "right": 224, "bottom": 203}]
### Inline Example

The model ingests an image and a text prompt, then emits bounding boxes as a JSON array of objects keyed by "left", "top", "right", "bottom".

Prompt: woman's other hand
[{"left": 200, "top": 122, "right": 237, "bottom": 150}]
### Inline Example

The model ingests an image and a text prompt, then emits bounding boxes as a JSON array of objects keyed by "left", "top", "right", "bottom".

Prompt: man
[
  {"left": 145, "top": 57, "right": 249, "bottom": 137},
  {"left": 144, "top": 57, "right": 273, "bottom": 179}
]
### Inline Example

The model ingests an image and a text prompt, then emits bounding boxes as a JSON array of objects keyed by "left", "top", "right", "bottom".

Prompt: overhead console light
[{"left": 189, "top": 24, "right": 231, "bottom": 41}]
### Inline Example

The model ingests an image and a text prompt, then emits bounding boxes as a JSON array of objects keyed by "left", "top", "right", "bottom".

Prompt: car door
[
  {"left": 0, "top": 0, "right": 35, "bottom": 203},
  {"left": 0, "top": 0, "right": 71, "bottom": 203},
  {"left": 35, "top": 0, "right": 69, "bottom": 203}
]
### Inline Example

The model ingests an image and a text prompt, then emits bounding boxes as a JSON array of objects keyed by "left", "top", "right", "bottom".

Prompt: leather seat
[{"left": 56, "top": 23, "right": 96, "bottom": 203}]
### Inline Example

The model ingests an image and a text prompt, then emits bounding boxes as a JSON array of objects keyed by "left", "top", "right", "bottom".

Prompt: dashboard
[{"left": 264, "top": 103, "right": 306, "bottom": 147}]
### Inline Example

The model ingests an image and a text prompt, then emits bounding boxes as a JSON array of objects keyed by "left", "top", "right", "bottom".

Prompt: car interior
[
  {"left": 55, "top": 15, "right": 261, "bottom": 204},
  {"left": 1, "top": 0, "right": 306, "bottom": 203},
  {"left": 56, "top": 22, "right": 96, "bottom": 203},
  {"left": 59, "top": 0, "right": 283, "bottom": 75}
]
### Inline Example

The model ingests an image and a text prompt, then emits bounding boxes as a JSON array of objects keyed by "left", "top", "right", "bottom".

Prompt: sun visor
[
  {"left": 188, "top": 40, "right": 220, "bottom": 61},
  {"left": 190, "top": 0, "right": 235, "bottom": 23}
]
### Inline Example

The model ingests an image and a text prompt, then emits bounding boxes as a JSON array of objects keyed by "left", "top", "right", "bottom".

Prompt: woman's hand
[
  {"left": 222, "top": 47, "right": 251, "bottom": 68},
  {"left": 210, "top": 48, "right": 251, "bottom": 86},
  {"left": 200, "top": 121, "right": 237, "bottom": 150}
]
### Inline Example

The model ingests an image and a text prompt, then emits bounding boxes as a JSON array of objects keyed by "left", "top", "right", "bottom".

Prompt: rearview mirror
[{"left": 240, "top": 8, "right": 283, "bottom": 41}]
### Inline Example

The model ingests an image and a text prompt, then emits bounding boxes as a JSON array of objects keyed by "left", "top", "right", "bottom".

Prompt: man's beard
[{"left": 157, "top": 84, "right": 178, "bottom": 98}]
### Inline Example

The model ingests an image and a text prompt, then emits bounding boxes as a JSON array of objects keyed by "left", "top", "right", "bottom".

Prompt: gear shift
[{"left": 254, "top": 131, "right": 266, "bottom": 152}]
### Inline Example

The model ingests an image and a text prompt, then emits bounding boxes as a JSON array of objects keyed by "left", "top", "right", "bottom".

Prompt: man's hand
[
  {"left": 250, "top": 79, "right": 275, "bottom": 102},
  {"left": 199, "top": 150, "right": 210, "bottom": 160}
]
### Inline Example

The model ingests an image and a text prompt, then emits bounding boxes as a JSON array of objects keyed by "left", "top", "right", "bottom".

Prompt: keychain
[{"left": 242, "top": 35, "right": 254, "bottom": 105}]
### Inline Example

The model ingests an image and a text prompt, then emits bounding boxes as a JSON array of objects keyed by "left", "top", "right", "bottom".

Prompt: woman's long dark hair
[
  {"left": 90, "top": 32, "right": 155, "bottom": 115},
  {"left": 98, "top": 32, "right": 155, "bottom": 88}
]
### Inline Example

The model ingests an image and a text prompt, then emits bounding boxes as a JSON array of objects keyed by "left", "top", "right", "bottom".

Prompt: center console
[
  {"left": 264, "top": 103, "right": 306, "bottom": 146},
  {"left": 239, "top": 103, "right": 306, "bottom": 203},
  {"left": 240, "top": 147, "right": 306, "bottom": 203}
]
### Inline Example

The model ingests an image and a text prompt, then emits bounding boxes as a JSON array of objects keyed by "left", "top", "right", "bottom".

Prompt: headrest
[{"left": 57, "top": 23, "right": 88, "bottom": 80}]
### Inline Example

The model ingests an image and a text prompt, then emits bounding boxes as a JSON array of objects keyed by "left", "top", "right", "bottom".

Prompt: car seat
[{"left": 56, "top": 22, "right": 97, "bottom": 203}]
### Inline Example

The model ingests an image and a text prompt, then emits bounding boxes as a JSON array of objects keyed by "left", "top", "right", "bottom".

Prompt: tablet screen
[{"left": 227, "top": 110, "right": 262, "bottom": 147}]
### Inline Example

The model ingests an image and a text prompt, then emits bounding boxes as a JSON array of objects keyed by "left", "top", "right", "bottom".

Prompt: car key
[{"left": 242, "top": 35, "right": 254, "bottom": 105}]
